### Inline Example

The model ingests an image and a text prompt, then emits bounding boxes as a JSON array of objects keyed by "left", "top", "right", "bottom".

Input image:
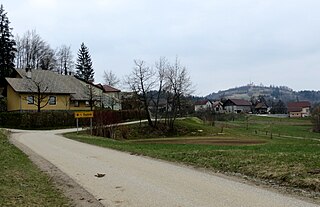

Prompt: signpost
[{"left": 74, "top": 111, "right": 94, "bottom": 135}]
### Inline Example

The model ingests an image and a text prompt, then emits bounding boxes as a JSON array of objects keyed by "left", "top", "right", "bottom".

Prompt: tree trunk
[{"left": 143, "top": 98, "right": 153, "bottom": 127}]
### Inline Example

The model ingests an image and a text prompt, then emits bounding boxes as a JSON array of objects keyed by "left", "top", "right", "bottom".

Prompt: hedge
[
  {"left": 0, "top": 111, "right": 75, "bottom": 129},
  {"left": 0, "top": 110, "right": 146, "bottom": 129}
]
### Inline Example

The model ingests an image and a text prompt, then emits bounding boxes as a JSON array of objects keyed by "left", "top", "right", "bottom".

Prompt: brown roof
[
  {"left": 287, "top": 101, "right": 311, "bottom": 108},
  {"left": 102, "top": 85, "right": 121, "bottom": 93},
  {"left": 287, "top": 101, "right": 311, "bottom": 112},
  {"left": 212, "top": 101, "right": 222, "bottom": 108},
  {"left": 228, "top": 99, "right": 252, "bottom": 106},
  {"left": 255, "top": 102, "right": 268, "bottom": 109},
  {"left": 195, "top": 100, "right": 211, "bottom": 105}
]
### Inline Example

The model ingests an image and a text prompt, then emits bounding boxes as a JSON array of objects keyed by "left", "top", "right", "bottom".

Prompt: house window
[
  {"left": 74, "top": 101, "right": 79, "bottom": 107},
  {"left": 85, "top": 101, "right": 90, "bottom": 106},
  {"left": 49, "top": 96, "right": 56, "bottom": 105},
  {"left": 27, "top": 96, "right": 34, "bottom": 104}
]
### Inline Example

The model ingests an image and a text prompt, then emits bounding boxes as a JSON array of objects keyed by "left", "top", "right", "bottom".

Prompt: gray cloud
[{"left": 3, "top": 0, "right": 320, "bottom": 95}]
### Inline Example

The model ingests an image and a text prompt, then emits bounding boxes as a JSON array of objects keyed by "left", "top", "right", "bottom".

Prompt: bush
[
  {"left": 91, "top": 109, "right": 147, "bottom": 138},
  {"left": 311, "top": 106, "right": 320, "bottom": 132},
  {"left": 196, "top": 112, "right": 246, "bottom": 122},
  {"left": 0, "top": 98, "right": 7, "bottom": 112},
  {"left": 0, "top": 109, "right": 146, "bottom": 130},
  {"left": 0, "top": 111, "right": 75, "bottom": 129}
]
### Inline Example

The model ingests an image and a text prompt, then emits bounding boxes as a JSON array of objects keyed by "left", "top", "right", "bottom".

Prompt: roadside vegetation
[
  {"left": 64, "top": 116, "right": 320, "bottom": 196},
  {"left": 0, "top": 130, "right": 69, "bottom": 206}
]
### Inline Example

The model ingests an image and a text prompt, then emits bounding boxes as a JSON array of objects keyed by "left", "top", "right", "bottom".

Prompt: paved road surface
[{"left": 10, "top": 129, "right": 319, "bottom": 207}]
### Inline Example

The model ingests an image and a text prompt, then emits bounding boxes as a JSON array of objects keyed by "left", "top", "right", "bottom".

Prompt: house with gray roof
[
  {"left": 5, "top": 69, "right": 120, "bottom": 112},
  {"left": 224, "top": 99, "right": 252, "bottom": 113}
]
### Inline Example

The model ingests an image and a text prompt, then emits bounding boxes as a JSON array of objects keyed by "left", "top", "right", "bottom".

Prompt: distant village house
[
  {"left": 194, "top": 100, "right": 212, "bottom": 112},
  {"left": 224, "top": 99, "right": 252, "bottom": 113},
  {"left": 194, "top": 100, "right": 224, "bottom": 113},
  {"left": 287, "top": 101, "right": 311, "bottom": 118},
  {"left": 254, "top": 102, "right": 269, "bottom": 114}
]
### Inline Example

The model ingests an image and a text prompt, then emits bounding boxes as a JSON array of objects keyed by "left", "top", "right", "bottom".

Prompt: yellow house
[{"left": 6, "top": 69, "right": 103, "bottom": 112}]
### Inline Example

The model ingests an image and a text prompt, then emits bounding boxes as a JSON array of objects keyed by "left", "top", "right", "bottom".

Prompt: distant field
[{"left": 64, "top": 116, "right": 320, "bottom": 196}]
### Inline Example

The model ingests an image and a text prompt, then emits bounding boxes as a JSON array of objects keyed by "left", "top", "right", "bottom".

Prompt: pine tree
[
  {"left": 75, "top": 43, "right": 94, "bottom": 82},
  {"left": 0, "top": 4, "right": 16, "bottom": 86}
]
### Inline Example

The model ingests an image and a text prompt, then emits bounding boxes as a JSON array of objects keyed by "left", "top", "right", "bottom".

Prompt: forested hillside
[{"left": 206, "top": 84, "right": 320, "bottom": 104}]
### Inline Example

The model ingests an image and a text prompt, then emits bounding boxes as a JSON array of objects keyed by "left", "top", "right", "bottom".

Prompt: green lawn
[
  {"left": 64, "top": 116, "right": 320, "bottom": 193},
  {"left": 227, "top": 115, "right": 320, "bottom": 139},
  {"left": 0, "top": 130, "right": 69, "bottom": 207}
]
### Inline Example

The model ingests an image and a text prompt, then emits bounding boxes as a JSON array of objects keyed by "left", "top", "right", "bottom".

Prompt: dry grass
[{"left": 0, "top": 130, "right": 69, "bottom": 207}]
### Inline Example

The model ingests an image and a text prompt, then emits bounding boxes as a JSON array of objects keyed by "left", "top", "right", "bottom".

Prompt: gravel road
[{"left": 10, "top": 129, "right": 319, "bottom": 207}]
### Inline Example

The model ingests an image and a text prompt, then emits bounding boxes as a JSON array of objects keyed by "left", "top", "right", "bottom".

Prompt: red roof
[
  {"left": 102, "top": 85, "right": 121, "bottom": 93},
  {"left": 287, "top": 101, "right": 311, "bottom": 108},
  {"left": 195, "top": 100, "right": 211, "bottom": 105},
  {"left": 287, "top": 101, "right": 311, "bottom": 112},
  {"left": 228, "top": 99, "right": 252, "bottom": 106}
]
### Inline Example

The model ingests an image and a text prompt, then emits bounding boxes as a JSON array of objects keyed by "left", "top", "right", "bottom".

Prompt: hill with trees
[{"left": 206, "top": 84, "right": 320, "bottom": 104}]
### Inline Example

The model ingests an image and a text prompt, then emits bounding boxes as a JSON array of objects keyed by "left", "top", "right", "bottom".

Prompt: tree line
[
  {"left": 0, "top": 4, "right": 194, "bottom": 128},
  {"left": 125, "top": 57, "right": 193, "bottom": 130},
  {"left": 0, "top": 4, "right": 96, "bottom": 86},
  {"left": 15, "top": 30, "right": 94, "bottom": 82}
]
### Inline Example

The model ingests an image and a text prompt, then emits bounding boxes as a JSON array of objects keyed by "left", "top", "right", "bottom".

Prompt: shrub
[
  {"left": 0, "top": 109, "right": 146, "bottom": 130},
  {"left": 311, "top": 106, "right": 320, "bottom": 132},
  {"left": 0, "top": 111, "right": 75, "bottom": 129}
]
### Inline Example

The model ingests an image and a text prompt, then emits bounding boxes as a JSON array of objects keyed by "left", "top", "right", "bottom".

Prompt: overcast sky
[{"left": 3, "top": 0, "right": 320, "bottom": 96}]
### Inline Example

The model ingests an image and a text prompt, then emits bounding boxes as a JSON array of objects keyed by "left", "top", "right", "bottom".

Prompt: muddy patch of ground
[{"left": 132, "top": 137, "right": 266, "bottom": 146}]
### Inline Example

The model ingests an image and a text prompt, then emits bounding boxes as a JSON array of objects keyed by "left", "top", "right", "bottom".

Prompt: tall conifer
[
  {"left": 75, "top": 43, "right": 94, "bottom": 82},
  {"left": 0, "top": 4, "right": 16, "bottom": 86}
]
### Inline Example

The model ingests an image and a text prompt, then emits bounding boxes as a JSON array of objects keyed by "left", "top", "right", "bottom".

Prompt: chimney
[{"left": 26, "top": 66, "right": 32, "bottom": 79}]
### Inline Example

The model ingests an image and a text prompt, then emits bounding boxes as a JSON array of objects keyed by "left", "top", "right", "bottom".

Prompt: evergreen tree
[
  {"left": 270, "top": 100, "right": 287, "bottom": 114},
  {"left": 0, "top": 4, "right": 16, "bottom": 86},
  {"left": 75, "top": 43, "right": 94, "bottom": 82}
]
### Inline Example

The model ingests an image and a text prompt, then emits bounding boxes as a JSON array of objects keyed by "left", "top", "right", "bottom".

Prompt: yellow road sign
[{"left": 74, "top": 111, "right": 94, "bottom": 118}]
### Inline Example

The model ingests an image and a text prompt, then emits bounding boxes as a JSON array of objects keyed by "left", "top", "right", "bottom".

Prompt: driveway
[{"left": 10, "top": 129, "right": 319, "bottom": 207}]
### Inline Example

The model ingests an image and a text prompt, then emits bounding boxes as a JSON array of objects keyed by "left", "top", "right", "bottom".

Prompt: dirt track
[{"left": 10, "top": 129, "right": 319, "bottom": 207}]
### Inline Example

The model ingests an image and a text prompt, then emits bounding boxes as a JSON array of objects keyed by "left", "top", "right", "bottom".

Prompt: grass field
[
  {"left": 64, "top": 116, "right": 320, "bottom": 194},
  {"left": 0, "top": 130, "right": 69, "bottom": 207}
]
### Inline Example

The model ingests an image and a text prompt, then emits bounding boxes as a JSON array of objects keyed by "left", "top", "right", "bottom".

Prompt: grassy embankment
[
  {"left": 64, "top": 116, "right": 320, "bottom": 193},
  {"left": 0, "top": 130, "right": 69, "bottom": 207}
]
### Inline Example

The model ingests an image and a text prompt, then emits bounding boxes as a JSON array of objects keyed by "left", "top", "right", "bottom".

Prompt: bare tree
[
  {"left": 125, "top": 60, "right": 155, "bottom": 127},
  {"left": 32, "top": 81, "right": 50, "bottom": 112},
  {"left": 165, "top": 57, "right": 193, "bottom": 130},
  {"left": 103, "top": 70, "right": 119, "bottom": 87},
  {"left": 15, "top": 34, "right": 23, "bottom": 68},
  {"left": 86, "top": 83, "right": 99, "bottom": 111},
  {"left": 24, "top": 69, "right": 51, "bottom": 112},
  {"left": 56, "top": 45, "right": 74, "bottom": 75},
  {"left": 39, "top": 47, "right": 56, "bottom": 70},
  {"left": 153, "top": 57, "right": 168, "bottom": 127},
  {"left": 15, "top": 30, "right": 55, "bottom": 70}
]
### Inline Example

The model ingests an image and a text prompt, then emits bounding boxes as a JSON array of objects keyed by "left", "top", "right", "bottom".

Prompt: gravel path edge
[{"left": 9, "top": 131, "right": 105, "bottom": 207}]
